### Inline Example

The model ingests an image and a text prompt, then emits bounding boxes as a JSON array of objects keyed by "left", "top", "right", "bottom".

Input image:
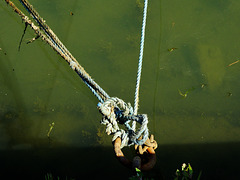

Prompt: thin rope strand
[
  {"left": 133, "top": 0, "right": 148, "bottom": 129},
  {"left": 134, "top": 0, "right": 148, "bottom": 115}
]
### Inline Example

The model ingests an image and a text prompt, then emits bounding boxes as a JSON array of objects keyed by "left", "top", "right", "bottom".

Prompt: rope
[
  {"left": 98, "top": 1, "right": 149, "bottom": 147},
  {"left": 5, "top": 0, "right": 150, "bottom": 149},
  {"left": 98, "top": 97, "right": 149, "bottom": 148},
  {"left": 18, "top": 0, "right": 110, "bottom": 103},
  {"left": 133, "top": 0, "right": 148, "bottom": 130}
]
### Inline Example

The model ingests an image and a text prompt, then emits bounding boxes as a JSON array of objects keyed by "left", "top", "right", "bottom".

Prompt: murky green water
[{"left": 1, "top": 0, "right": 240, "bottom": 179}]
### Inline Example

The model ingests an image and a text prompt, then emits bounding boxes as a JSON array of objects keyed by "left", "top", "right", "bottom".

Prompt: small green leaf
[
  {"left": 135, "top": 168, "right": 141, "bottom": 172},
  {"left": 188, "top": 164, "right": 193, "bottom": 176},
  {"left": 176, "top": 169, "right": 181, "bottom": 176}
]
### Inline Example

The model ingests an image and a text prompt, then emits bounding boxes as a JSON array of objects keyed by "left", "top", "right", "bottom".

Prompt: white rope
[{"left": 133, "top": 0, "right": 148, "bottom": 129}]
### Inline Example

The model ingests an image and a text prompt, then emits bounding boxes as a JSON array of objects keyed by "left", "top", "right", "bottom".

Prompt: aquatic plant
[
  {"left": 129, "top": 168, "right": 142, "bottom": 180},
  {"left": 129, "top": 168, "right": 155, "bottom": 180},
  {"left": 45, "top": 173, "right": 75, "bottom": 180},
  {"left": 174, "top": 163, "right": 201, "bottom": 180},
  {"left": 45, "top": 173, "right": 54, "bottom": 180}
]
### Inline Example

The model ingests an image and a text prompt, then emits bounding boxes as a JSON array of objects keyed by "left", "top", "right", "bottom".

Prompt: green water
[{"left": 1, "top": 0, "right": 240, "bottom": 179}]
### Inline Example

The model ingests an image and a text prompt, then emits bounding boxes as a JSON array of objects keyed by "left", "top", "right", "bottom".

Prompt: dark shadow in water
[
  {"left": 157, "top": 142, "right": 240, "bottom": 180},
  {"left": 0, "top": 142, "right": 240, "bottom": 180},
  {"left": 0, "top": 145, "right": 132, "bottom": 180}
]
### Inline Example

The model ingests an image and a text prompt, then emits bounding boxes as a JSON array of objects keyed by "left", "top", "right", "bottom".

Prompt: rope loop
[{"left": 98, "top": 97, "right": 149, "bottom": 149}]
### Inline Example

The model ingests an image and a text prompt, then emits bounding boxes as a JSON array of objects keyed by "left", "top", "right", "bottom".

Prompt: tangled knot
[{"left": 97, "top": 97, "right": 149, "bottom": 149}]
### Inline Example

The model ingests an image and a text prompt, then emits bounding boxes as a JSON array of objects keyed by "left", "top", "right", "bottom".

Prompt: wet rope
[{"left": 5, "top": 0, "right": 149, "bottom": 149}]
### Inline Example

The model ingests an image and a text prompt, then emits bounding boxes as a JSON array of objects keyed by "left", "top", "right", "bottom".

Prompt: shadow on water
[
  {"left": 158, "top": 142, "right": 240, "bottom": 180},
  {"left": 0, "top": 142, "right": 240, "bottom": 180}
]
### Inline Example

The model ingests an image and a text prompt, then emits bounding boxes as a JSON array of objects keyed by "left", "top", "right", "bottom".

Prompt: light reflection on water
[{"left": 0, "top": 0, "right": 240, "bottom": 179}]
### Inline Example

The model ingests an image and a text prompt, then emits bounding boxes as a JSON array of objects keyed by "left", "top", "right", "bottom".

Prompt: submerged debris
[
  {"left": 168, "top": 47, "right": 178, "bottom": 52},
  {"left": 201, "top": 83, "right": 207, "bottom": 89},
  {"left": 227, "top": 59, "right": 239, "bottom": 67},
  {"left": 47, "top": 122, "right": 55, "bottom": 138},
  {"left": 178, "top": 87, "right": 195, "bottom": 98}
]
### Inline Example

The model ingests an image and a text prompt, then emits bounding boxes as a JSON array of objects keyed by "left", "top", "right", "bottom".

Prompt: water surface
[{"left": 0, "top": 0, "right": 240, "bottom": 179}]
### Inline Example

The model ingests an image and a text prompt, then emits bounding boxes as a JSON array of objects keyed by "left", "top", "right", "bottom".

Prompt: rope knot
[{"left": 98, "top": 97, "right": 149, "bottom": 149}]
